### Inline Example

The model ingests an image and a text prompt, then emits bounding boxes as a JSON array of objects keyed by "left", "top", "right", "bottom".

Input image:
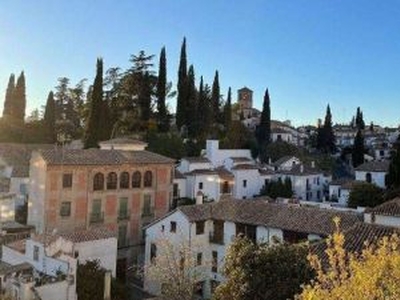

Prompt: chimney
[
  {"left": 196, "top": 192, "right": 204, "bottom": 205},
  {"left": 311, "top": 161, "right": 315, "bottom": 168},
  {"left": 300, "top": 164, "right": 304, "bottom": 173},
  {"left": 268, "top": 157, "right": 272, "bottom": 165}
]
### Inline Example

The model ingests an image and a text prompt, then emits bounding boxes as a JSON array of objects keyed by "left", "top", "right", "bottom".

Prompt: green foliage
[
  {"left": 186, "top": 65, "right": 198, "bottom": 138},
  {"left": 197, "top": 77, "right": 211, "bottom": 138},
  {"left": 256, "top": 88, "right": 271, "bottom": 162},
  {"left": 261, "top": 177, "right": 293, "bottom": 199},
  {"left": 317, "top": 104, "right": 336, "bottom": 153},
  {"left": 214, "top": 237, "right": 314, "bottom": 300},
  {"left": 156, "top": 46, "right": 170, "bottom": 132},
  {"left": 355, "top": 106, "right": 365, "bottom": 130},
  {"left": 387, "top": 142, "right": 400, "bottom": 188},
  {"left": 211, "top": 70, "right": 221, "bottom": 124},
  {"left": 83, "top": 58, "right": 104, "bottom": 148},
  {"left": 220, "top": 121, "right": 255, "bottom": 150},
  {"left": 3, "top": 73, "right": 15, "bottom": 118},
  {"left": 265, "top": 141, "right": 300, "bottom": 162},
  {"left": 223, "top": 87, "right": 232, "bottom": 131},
  {"left": 13, "top": 72, "right": 26, "bottom": 122},
  {"left": 176, "top": 37, "right": 188, "bottom": 130},
  {"left": 43, "top": 91, "right": 56, "bottom": 143},
  {"left": 146, "top": 131, "right": 185, "bottom": 159},
  {"left": 352, "top": 129, "right": 364, "bottom": 167},
  {"left": 77, "top": 260, "right": 106, "bottom": 300},
  {"left": 348, "top": 182, "right": 384, "bottom": 208}
]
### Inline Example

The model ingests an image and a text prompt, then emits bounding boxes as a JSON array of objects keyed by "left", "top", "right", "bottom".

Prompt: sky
[{"left": 1, "top": 0, "right": 400, "bottom": 127}]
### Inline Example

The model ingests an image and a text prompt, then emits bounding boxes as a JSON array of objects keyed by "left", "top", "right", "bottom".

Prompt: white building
[
  {"left": 0, "top": 227, "right": 117, "bottom": 300},
  {"left": 329, "top": 179, "right": 357, "bottom": 206},
  {"left": 144, "top": 198, "right": 361, "bottom": 299},
  {"left": 355, "top": 161, "right": 389, "bottom": 188}
]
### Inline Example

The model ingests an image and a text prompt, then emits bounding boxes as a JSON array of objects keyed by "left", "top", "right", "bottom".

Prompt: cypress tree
[
  {"left": 223, "top": 87, "right": 232, "bottom": 131},
  {"left": 14, "top": 71, "right": 26, "bottom": 122},
  {"left": 256, "top": 89, "right": 271, "bottom": 145},
  {"left": 3, "top": 73, "right": 15, "bottom": 118},
  {"left": 387, "top": 137, "right": 400, "bottom": 188},
  {"left": 197, "top": 76, "right": 210, "bottom": 136},
  {"left": 83, "top": 58, "right": 103, "bottom": 149},
  {"left": 176, "top": 37, "right": 188, "bottom": 129},
  {"left": 211, "top": 70, "right": 220, "bottom": 124},
  {"left": 186, "top": 65, "right": 197, "bottom": 138},
  {"left": 355, "top": 107, "right": 365, "bottom": 130},
  {"left": 352, "top": 129, "right": 364, "bottom": 167},
  {"left": 156, "top": 46, "right": 169, "bottom": 132},
  {"left": 139, "top": 71, "right": 152, "bottom": 122},
  {"left": 43, "top": 91, "right": 56, "bottom": 143},
  {"left": 321, "top": 104, "right": 336, "bottom": 153}
]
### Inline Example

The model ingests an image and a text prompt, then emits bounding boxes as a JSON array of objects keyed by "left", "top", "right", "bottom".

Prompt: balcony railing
[
  {"left": 209, "top": 232, "right": 224, "bottom": 245},
  {"left": 141, "top": 209, "right": 155, "bottom": 218},
  {"left": 90, "top": 212, "right": 104, "bottom": 224},
  {"left": 118, "top": 209, "right": 131, "bottom": 221}
]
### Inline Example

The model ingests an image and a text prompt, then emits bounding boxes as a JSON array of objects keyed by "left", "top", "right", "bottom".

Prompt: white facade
[
  {"left": 329, "top": 184, "right": 351, "bottom": 206},
  {"left": 204, "top": 140, "right": 253, "bottom": 168},
  {"left": 231, "top": 168, "right": 262, "bottom": 199},
  {"left": 355, "top": 170, "right": 387, "bottom": 188}
]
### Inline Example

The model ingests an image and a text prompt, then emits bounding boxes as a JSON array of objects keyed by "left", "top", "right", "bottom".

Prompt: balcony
[
  {"left": 209, "top": 232, "right": 224, "bottom": 245},
  {"left": 90, "top": 212, "right": 104, "bottom": 224},
  {"left": 118, "top": 209, "right": 131, "bottom": 221}
]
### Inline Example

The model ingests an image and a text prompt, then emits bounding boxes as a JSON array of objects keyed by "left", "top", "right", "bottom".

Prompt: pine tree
[
  {"left": 43, "top": 91, "right": 56, "bottom": 143},
  {"left": 211, "top": 70, "right": 220, "bottom": 124},
  {"left": 156, "top": 46, "right": 169, "bottom": 132},
  {"left": 139, "top": 71, "right": 152, "bottom": 122},
  {"left": 223, "top": 87, "right": 232, "bottom": 131},
  {"left": 14, "top": 71, "right": 26, "bottom": 122},
  {"left": 256, "top": 88, "right": 271, "bottom": 162},
  {"left": 352, "top": 129, "right": 364, "bottom": 167},
  {"left": 3, "top": 73, "right": 15, "bottom": 118},
  {"left": 83, "top": 58, "right": 104, "bottom": 149},
  {"left": 176, "top": 37, "right": 188, "bottom": 129}
]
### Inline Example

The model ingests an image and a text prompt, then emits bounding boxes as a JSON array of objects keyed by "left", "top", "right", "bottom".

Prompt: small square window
[
  {"left": 60, "top": 202, "right": 71, "bottom": 217},
  {"left": 170, "top": 221, "right": 177, "bottom": 233},
  {"left": 63, "top": 173, "right": 72, "bottom": 188},
  {"left": 196, "top": 221, "right": 205, "bottom": 235},
  {"left": 161, "top": 225, "right": 165, "bottom": 232},
  {"left": 198, "top": 182, "right": 203, "bottom": 190}
]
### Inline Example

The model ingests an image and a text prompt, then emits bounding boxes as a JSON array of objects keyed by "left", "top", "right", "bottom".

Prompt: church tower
[{"left": 238, "top": 87, "right": 253, "bottom": 110}]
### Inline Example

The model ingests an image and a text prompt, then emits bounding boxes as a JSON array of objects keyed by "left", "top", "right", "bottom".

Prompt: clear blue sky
[{"left": 1, "top": 0, "right": 400, "bottom": 127}]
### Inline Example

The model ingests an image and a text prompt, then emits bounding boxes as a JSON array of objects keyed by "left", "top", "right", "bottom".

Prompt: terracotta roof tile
[
  {"left": 231, "top": 164, "right": 259, "bottom": 170},
  {"left": 355, "top": 160, "right": 390, "bottom": 172},
  {"left": 181, "top": 157, "right": 210, "bottom": 163},
  {"left": 229, "top": 157, "right": 252, "bottom": 162},
  {"left": 178, "top": 198, "right": 362, "bottom": 236},
  {"left": 365, "top": 198, "right": 400, "bottom": 217}
]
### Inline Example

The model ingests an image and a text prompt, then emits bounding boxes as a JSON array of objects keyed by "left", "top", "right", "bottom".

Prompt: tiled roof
[
  {"left": 355, "top": 160, "right": 390, "bottom": 172},
  {"left": 174, "top": 169, "right": 186, "bottom": 179},
  {"left": 99, "top": 137, "right": 147, "bottom": 145},
  {"left": 0, "top": 143, "right": 53, "bottom": 177},
  {"left": 330, "top": 179, "right": 359, "bottom": 189},
  {"left": 32, "top": 227, "right": 117, "bottom": 244},
  {"left": 39, "top": 149, "right": 174, "bottom": 165},
  {"left": 280, "top": 164, "right": 322, "bottom": 176},
  {"left": 313, "top": 222, "right": 400, "bottom": 260},
  {"left": 231, "top": 164, "right": 259, "bottom": 170},
  {"left": 185, "top": 169, "right": 218, "bottom": 176},
  {"left": 181, "top": 157, "right": 210, "bottom": 163},
  {"left": 178, "top": 199, "right": 362, "bottom": 236},
  {"left": 0, "top": 177, "right": 10, "bottom": 193},
  {"left": 259, "top": 169, "right": 275, "bottom": 175},
  {"left": 215, "top": 167, "right": 234, "bottom": 179},
  {"left": 365, "top": 198, "right": 400, "bottom": 217},
  {"left": 273, "top": 156, "right": 297, "bottom": 166},
  {"left": 6, "top": 239, "right": 26, "bottom": 254},
  {"left": 229, "top": 157, "right": 252, "bottom": 162}
]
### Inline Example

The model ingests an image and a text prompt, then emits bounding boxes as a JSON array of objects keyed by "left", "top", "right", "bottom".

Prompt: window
[
  {"left": 236, "top": 223, "right": 256, "bottom": 243},
  {"left": 118, "top": 224, "right": 127, "bottom": 247},
  {"left": 317, "top": 190, "right": 321, "bottom": 200},
  {"left": 243, "top": 180, "right": 247, "bottom": 188},
  {"left": 173, "top": 183, "right": 179, "bottom": 198},
  {"left": 222, "top": 181, "right": 229, "bottom": 194},
  {"left": 142, "top": 194, "right": 153, "bottom": 217},
  {"left": 198, "top": 182, "right": 203, "bottom": 190},
  {"left": 93, "top": 173, "right": 104, "bottom": 191},
  {"left": 60, "top": 201, "right": 71, "bottom": 217},
  {"left": 132, "top": 171, "right": 141, "bottom": 188},
  {"left": 107, "top": 172, "right": 118, "bottom": 190},
  {"left": 118, "top": 197, "right": 128, "bottom": 220},
  {"left": 120, "top": 172, "right": 130, "bottom": 189},
  {"left": 90, "top": 199, "right": 103, "bottom": 223},
  {"left": 161, "top": 225, "right": 165, "bottom": 232},
  {"left": 197, "top": 252, "right": 203, "bottom": 266},
  {"left": 366, "top": 173, "right": 372, "bottom": 183},
  {"left": 170, "top": 221, "right": 177, "bottom": 233},
  {"left": 196, "top": 221, "right": 205, "bottom": 235},
  {"left": 144, "top": 171, "right": 153, "bottom": 187},
  {"left": 62, "top": 173, "right": 72, "bottom": 188},
  {"left": 33, "top": 245, "right": 39, "bottom": 261},
  {"left": 150, "top": 243, "right": 157, "bottom": 263},
  {"left": 212, "top": 251, "right": 218, "bottom": 272}
]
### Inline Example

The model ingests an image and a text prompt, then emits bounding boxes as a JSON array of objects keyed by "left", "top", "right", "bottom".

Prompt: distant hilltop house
[
  {"left": 355, "top": 160, "right": 390, "bottom": 189},
  {"left": 27, "top": 137, "right": 175, "bottom": 272}
]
